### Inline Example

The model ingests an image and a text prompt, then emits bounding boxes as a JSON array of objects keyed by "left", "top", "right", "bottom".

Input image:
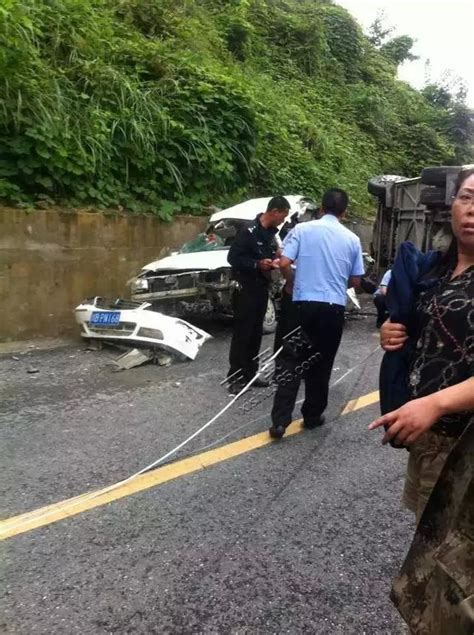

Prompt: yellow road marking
[
  {"left": 1, "top": 389, "right": 381, "bottom": 541},
  {"left": 0, "top": 421, "right": 303, "bottom": 541},
  {"left": 341, "top": 390, "right": 379, "bottom": 416}
]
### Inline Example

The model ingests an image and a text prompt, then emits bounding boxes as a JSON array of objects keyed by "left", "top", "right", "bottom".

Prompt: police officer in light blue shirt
[{"left": 269, "top": 188, "right": 365, "bottom": 439}]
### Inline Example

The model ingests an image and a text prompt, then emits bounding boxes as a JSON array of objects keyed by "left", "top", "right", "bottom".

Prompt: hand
[
  {"left": 368, "top": 396, "right": 442, "bottom": 445},
  {"left": 380, "top": 319, "right": 408, "bottom": 351},
  {"left": 284, "top": 281, "right": 293, "bottom": 295},
  {"left": 271, "top": 258, "right": 281, "bottom": 269},
  {"left": 257, "top": 259, "right": 273, "bottom": 271}
]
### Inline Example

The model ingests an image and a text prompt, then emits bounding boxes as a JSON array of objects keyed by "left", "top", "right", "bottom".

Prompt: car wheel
[
  {"left": 420, "top": 186, "right": 446, "bottom": 207},
  {"left": 421, "top": 166, "right": 450, "bottom": 186},
  {"left": 367, "top": 175, "right": 406, "bottom": 201},
  {"left": 262, "top": 297, "right": 277, "bottom": 334}
]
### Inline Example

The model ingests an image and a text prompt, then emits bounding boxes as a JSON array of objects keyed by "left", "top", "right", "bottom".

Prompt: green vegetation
[{"left": 1, "top": 0, "right": 472, "bottom": 217}]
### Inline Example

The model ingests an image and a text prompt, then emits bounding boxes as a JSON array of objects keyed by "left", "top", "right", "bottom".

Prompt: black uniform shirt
[{"left": 227, "top": 214, "right": 279, "bottom": 285}]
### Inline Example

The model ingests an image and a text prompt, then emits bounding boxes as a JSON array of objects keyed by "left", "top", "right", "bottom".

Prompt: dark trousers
[
  {"left": 271, "top": 302, "right": 344, "bottom": 427},
  {"left": 373, "top": 294, "right": 388, "bottom": 327},
  {"left": 228, "top": 282, "right": 269, "bottom": 381},
  {"left": 273, "top": 288, "right": 297, "bottom": 353}
]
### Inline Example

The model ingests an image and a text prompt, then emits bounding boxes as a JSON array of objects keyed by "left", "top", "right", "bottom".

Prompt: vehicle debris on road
[
  {"left": 75, "top": 297, "right": 211, "bottom": 369},
  {"left": 113, "top": 348, "right": 154, "bottom": 371},
  {"left": 112, "top": 348, "right": 174, "bottom": 371}
]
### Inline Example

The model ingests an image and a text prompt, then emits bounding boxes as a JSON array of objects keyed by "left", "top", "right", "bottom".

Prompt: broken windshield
[
  {"left": 178, "top": 232, "right": 226, "bottom": 254},
  {"left": 178, "top": 219, "right": 255, "bottom": 252}
]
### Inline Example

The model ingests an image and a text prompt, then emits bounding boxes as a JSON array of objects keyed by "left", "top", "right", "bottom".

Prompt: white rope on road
[
  {"left": 123, "top": 345, "right": 283, "bottom": 480},
  {"left": 2, "top": 343, "right": 382, "bottom": 538},
  {"left": 195, "top": 344, "right": 382, "bottom": 453},
  {"left": 1, "top": 347, "right": 284, "bottom": 537}
]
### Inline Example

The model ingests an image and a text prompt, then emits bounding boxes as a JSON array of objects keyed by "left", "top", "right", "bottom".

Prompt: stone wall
[{"left": 0, "top": 208, "right": 207, "bottom": 342}]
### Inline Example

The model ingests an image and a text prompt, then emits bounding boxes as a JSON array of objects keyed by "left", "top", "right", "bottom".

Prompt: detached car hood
[{"left": 142, "top": 249, "right": 230, "bottom": 273}]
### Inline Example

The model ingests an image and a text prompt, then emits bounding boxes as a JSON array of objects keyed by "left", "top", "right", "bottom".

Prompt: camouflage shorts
[
  {"left": 403, "top": 430, "right": 458, "bottom": 521},
  {"left": 393, "top": 421, "right": 474, "bottom": 634}
]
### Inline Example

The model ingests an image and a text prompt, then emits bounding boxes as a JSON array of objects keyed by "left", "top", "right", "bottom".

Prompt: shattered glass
[{"left": 178, "top": 232, "right": 225, "bottom": 253}]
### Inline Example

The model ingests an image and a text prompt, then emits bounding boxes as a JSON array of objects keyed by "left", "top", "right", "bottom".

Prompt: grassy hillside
[{"left": 1, "top": 0, "right": 472, "bottom": 217}]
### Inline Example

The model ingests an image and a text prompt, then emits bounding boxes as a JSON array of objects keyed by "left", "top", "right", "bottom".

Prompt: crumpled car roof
[{"left": 209, "top": 195, "right": 311, "bottom": 223}]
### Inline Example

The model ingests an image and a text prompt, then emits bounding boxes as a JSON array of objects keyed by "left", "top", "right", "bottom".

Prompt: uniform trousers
[
  {"left": 273, "top": 288, "right": 296, "bottom": 353},
  {"left": 271, "top": 301, "right": 344, "bottom": 428},
  {"left": 228, "top": 280, "right": 269, "bottom": 382}
]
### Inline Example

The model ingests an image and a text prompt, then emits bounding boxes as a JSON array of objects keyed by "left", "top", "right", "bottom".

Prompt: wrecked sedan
[{"left": 130, "top": 196, "right": 316, "bottom": 333}]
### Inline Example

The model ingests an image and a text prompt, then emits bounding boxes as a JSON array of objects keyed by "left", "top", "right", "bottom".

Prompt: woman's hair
[
  {"left": 427, "top": 167, "right": 474, "bottom": 277},
  {"left": 453, "top": 167, "right": 474, "bottom": 196},
  {"left": 435, "top": 239, "right": 458, "bottom": 276}
]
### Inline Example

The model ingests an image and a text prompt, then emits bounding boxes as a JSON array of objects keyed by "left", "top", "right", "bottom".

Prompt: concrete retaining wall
[
  {"left": 0, "top": 208, "right": 207, "bottom": 342},
  {"left": 345, "top": 218, "right": 373, "bottom": 252},
  {"left": 0, "top": 207, "right": 374, "bottom": 343}
]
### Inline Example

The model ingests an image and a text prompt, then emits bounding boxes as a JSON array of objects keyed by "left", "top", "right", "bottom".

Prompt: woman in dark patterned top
[{"left": 370, "top": 168, "right": 474, "bottom": 519}]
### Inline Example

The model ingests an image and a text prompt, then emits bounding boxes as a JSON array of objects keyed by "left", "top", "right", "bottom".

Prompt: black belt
[
  {"left": 234, "top": 277, "right": 269, "bottom": 286},
  {"left": 296, "top": 300, "right": 345, "bottom": 312}
]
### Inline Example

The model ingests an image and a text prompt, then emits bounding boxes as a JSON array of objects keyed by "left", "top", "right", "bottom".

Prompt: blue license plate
[{"left": 90, "top": 311, "right": 121, "bottom": 326}]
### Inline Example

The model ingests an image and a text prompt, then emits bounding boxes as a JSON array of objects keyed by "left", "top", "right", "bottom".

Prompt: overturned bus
[{"left": 368, "top": 164, "right": 474, "bottom": 275}]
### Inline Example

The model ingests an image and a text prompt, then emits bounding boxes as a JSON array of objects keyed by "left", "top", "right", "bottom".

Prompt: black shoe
[
  {"left": 252, "top": 377, "right": 271, "bottom": 388},
  {"left": 303, "top": 415, "right": 326, "bottom": 430},
  {"left": 227, "top": 380, "right": 247, "bottom": 396},
  {"left": 269, "top": 425, "right": 285, "bottom": 439}
]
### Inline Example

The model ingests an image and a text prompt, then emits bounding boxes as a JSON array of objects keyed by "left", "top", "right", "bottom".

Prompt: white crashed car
[
  {"left": 130, "top": 195, "right": 316, "bottom": 333},
  {"left": 75, "top": 297, "right": 211, "bottom": 360}
]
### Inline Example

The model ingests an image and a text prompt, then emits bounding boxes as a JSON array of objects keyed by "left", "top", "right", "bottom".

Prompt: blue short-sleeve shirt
[
  {"left": 374, "top": 269, "right": 392, "bottom": 296},
  {"left": 283, "top": 214, "right": 365, "bottom": 306}
]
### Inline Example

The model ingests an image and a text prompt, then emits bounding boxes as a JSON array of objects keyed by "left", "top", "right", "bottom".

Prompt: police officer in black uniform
[{"left": 227, "top": 196, "right": 290, "bottom": 392}]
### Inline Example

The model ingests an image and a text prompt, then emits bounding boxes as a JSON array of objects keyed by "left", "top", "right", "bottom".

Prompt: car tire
[
  {"left": 420, "top": 186, "right": 446, "bottom": 207},
  {"left": 367, "top": 175, "right": 406, "bottom": 201},
  {"left": 421, "top": 166, "right": 450, "bottom": 186},
  {"left": 262, "top": 297, "right": 277, "bottom": 334}
]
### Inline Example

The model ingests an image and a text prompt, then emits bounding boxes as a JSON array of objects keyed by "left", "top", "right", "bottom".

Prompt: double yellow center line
[{"left": 0, "top": 390, "right": 379, "bottom": 541}]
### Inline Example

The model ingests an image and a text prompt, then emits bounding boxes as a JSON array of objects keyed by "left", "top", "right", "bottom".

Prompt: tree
[
  {"left": 422, "top": 76, "right": 473, "bottom": 164},
  {"left": 422, "top": 84, "right": 453, "bottom": 109},
  {"left": 368, "top": 10, "right": 393, "bottom": 47},
  {"left": 380, "top": 35, "right": 418, "bottom": 66},
  {"left": 368, "top": 11, "right": 418, "bottom": 68}
]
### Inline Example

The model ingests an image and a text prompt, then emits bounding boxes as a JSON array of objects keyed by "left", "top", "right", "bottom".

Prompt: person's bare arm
[
  {"left": 279, "top": 255, "right": 294, "bottom": 292},
  {"left": 431, "top": 377, "right": 474, "bottom": 417},
  {"left": 348, "top": 276, "right": 361, "bottom": 289},
  {"left": 369, "top": 377, "right": 474, "bottom": 445}
]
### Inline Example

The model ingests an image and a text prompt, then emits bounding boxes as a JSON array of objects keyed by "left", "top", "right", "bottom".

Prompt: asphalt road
[{"left": 1, "top": 310, "right": 413, "bottom": 634}]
